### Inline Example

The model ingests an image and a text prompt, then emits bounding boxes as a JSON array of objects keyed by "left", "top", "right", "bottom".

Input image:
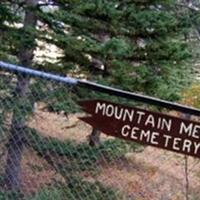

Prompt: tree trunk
[
  {"left": 4, "top": 0, "right": 38, "bottom": 191},
  {"left": 88, "top": 128, "right": 101, "bottom": 147}
]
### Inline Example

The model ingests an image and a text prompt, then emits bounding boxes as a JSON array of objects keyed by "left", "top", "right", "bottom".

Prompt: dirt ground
[{"left": 19, "top": 109, "right": 200, "bottom": 200}]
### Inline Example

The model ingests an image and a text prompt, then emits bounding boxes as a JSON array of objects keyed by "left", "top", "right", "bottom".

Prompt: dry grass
[
  {"left": 21, "top": 148, "right": 65, "bottom": 195},
  {"left": 8, "top": 109, "right": 200, "bottom": 199},
  {"left": 28, "top": 111, "right": 91, "bottom": 143}
]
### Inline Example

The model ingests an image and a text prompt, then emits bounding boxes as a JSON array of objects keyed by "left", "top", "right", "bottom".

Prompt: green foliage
[
  {"left": 0, "top": 176, "right": 123, "bottom": 200},
  {"left": 29, "top": 177, "right": 123, "bottom": 200},
  {"left": 25, "top": 128, "right": 142, "bottom": 173},
  {"left": 181, "top": 82, "right": 200, "bottom": 108},
  {"left": 0, "top": 190, "right": 23, "bottom": 200},
  {"left": 28, "top": 187, "right": 64, "bottom": 200},
  {"left": 29, "top": 79, "right": 80, "bottom": 113},
  {"left": 0, "top": 0, "right": 194, "bottom": 102},
  {"left": 102, "top": 38, "right": 130, "bottom": 58}
]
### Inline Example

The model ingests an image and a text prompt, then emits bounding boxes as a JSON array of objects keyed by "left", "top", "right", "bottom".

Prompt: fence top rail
[{"left": 0, "top": 60, "right": 200, "bottom": 116}]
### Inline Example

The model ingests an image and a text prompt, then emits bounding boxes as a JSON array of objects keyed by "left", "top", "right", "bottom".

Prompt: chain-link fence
[{"left": 0, "top": 64, "right": 200, "bottom": 200}]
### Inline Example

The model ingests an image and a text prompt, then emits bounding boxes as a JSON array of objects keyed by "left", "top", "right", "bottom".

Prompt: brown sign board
[{"left": 79, "top": 100, "right": 200, "bottom": 159}]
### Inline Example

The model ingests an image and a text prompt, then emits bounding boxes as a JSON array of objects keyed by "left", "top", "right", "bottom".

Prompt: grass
[
  {"left": 28, "top": 176, "right": 124, "bottom": 200},
  {"left": 25, "top": 127, "right": 142, "bottom": 174},
  {"left": 0, "top": 176, "right": 125, "bottom": 200}
]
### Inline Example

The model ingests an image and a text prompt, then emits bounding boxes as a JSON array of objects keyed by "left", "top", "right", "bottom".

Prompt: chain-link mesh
[{"left": 0, "top": 70, "right": 199, "bottom": 200}]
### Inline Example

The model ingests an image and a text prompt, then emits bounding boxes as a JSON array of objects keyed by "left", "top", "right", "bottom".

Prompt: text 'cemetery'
[{"left": 79, "top": 100, "right": 200, "bottom": 158}]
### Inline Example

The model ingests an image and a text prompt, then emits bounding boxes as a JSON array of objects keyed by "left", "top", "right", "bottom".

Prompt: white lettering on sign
[
  {"left": 120, "top": 125, "right": 159, "bottom": 145},
  {"left": 115, "top": 106, "right": 124, "bottom": 120},
  {"left": 131, "top": 127, "right": 139, "bottom": 140},
  {"left": 151, "top": 131, "right": 159, "bottom": 145},
  {"left": 179, "top": 122, "right": 200, "bottom": 139},
  {"left": 163, "top": 135, "right": 172, "bottom": 147},
  {"left": 136, "top": 111, "right": 145, "bottom": 124},
  {"left": 120, "top": 125, "right": 200, "bottom": 156},
  {"left": 140, "top": 130, "right": 151, "bottom": 142},
  {"left": 182, "top": 139, "right": 192, "bottom": 153},
  {"left": 179, "top": 122, "right": 193, "bottom": 136},
  {"left": 83, "top": 101, "right": 200, "bottom": 158},
  {"left": 122, "top": 109, "right": 134, "bottom": 122},
  {"left": 95, "top": 102, "right": 135, "bottom": 122},
  {"left": 194, "top": 142, "right": 200, "bottom": 154},
  {"left": 106, "top": 105, "right": 114, "bottom": 117},
  {"left": 121, "top": 125, "right": 131, "bottom": 137},
  {"left": 95, "top": 102, "right": 173, "bottom": 132},
  {"left": 173, "top": 138, "right": 181, "bottom": 151},
  {"left": 95, "top": 102, "right": 106, "bottom": 115},
  {"left": 161, "top": 118, "right": 172, "bottom": 132},
  {"left": 145, "top": 115, "right": 155, "bottom": 127}
]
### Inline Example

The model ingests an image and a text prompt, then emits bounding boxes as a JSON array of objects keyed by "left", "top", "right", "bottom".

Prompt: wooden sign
[{"left": 79, "top": 100, "right": 200, "bottom": 158}]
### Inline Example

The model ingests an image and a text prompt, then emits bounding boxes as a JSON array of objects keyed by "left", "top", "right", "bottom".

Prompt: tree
[
  {"left": 0, "top": 0, "right": 193, "bottom": 192},
  {"left": 53, "top": 0, "right": 192, "bottom": 100},
  {"left": 1, "top": 0, "right": 38, "bottom": 190}
]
